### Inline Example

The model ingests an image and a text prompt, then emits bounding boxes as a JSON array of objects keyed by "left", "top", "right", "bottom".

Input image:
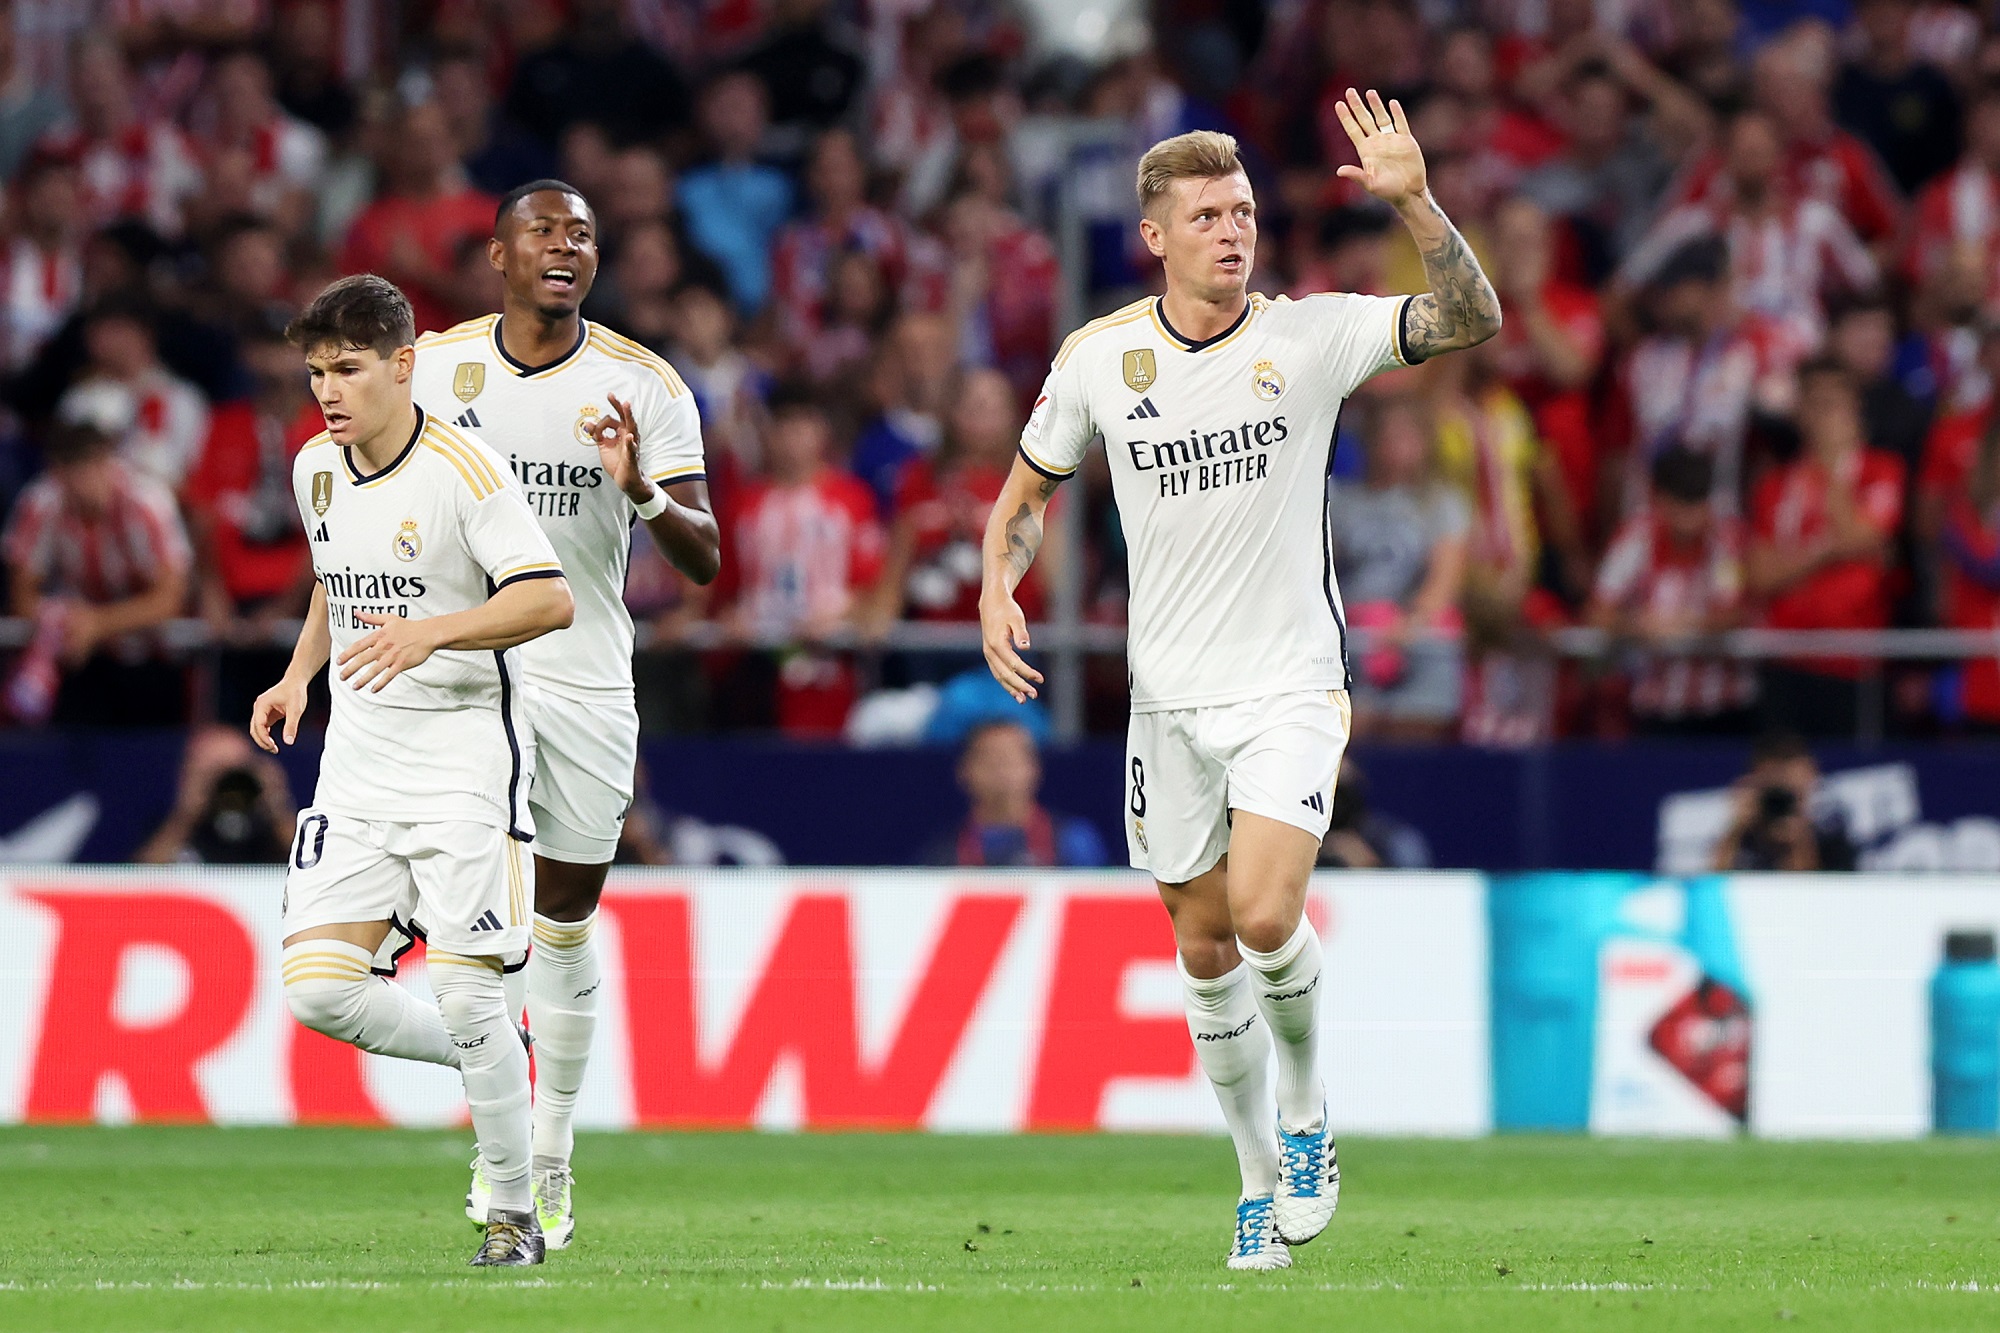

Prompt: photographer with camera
[
  {"left": 1710, "top": 731, "right": 1858, "bottom": 873},
  {"left": 136, "top": 724, "right": 296, "bottom": 865}
]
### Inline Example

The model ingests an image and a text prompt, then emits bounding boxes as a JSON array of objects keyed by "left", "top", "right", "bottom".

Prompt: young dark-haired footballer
[
  {"left": 251, "top": 274, "right": 575, "bottom": 1267},
  {"left": 979, "top": 97, "right": 1502, "bottom": 1269},
  {"left": 411, "top": 180, "right": 719, "bottom": 1249}
]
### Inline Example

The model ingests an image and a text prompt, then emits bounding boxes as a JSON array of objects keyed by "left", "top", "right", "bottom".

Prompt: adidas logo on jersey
[
  {"left": 1126, "top": 397, "right": 1161, "bottom": 420},
  {"left": 455, "top": 410, "right": 483, "bottom": 429},
  {"left": 310, "top": 522, "right": 329, "bottom": 543},
  {"left": 1301, "top": 792, "right": 1327, "bottom": 814},
  {"left": 469, "top": 910, "right": 505, "bottom": 932}
]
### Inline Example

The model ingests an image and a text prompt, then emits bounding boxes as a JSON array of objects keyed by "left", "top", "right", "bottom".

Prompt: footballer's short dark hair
[
  {"left": 285, "top": 274, "right": 415, "bottom": 357},
  {"left": 494, "top": 178, "right": 592, "bottom": 231}
]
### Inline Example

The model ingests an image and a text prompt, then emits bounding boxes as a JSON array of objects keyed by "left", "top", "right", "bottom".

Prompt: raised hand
[
  {"left": 1332, "top": 88, "right": 1428, "bottom": 209},
  {"left": 589, "top": 392, "right": 648, "bottom": 499}
]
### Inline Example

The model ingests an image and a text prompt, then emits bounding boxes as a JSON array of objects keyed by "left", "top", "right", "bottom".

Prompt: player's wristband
[{"left": 632, "top": 486, "right": 669, "bottom": 521}]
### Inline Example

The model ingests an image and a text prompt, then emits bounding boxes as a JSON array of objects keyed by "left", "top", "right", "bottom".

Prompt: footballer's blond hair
[{"left": 1135, "top": 130, "right": 1245, "bottom": 220}]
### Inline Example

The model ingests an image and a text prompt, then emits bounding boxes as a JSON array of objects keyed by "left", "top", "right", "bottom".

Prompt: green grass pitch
[{"left": 3, "top": 1127, "right": 1999, "bottom": 1331}]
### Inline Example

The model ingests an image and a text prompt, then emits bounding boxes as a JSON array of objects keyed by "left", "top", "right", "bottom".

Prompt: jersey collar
[
  {"left": 491, "top": 315, "right": 589, "bottom": 378},
  {"left": 1152, "top": 295, "right": 1252, "bottom": 353},
  {"left": 342, "top": 407, "right": 424, "bottom": 486}
]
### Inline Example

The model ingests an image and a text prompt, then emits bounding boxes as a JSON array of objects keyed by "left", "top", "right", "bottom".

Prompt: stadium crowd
[{"left": 3, "top": 0, "right": 2000, "bottom": 743}]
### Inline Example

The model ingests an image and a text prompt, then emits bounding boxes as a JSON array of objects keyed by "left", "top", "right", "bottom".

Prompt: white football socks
[
  {"left": 430, "top": 951, "right": 532, "bottom": 1215},
  {"left": 1239, "top": 917, "right": 1326, "bottom": 1133},
  {"left": 281, "top": 940, "right": 457, "bottom": 1067},
  {"left": 1179, "top": 957, "right": 1280, "bottom": 1199},
  {"left": 526, "top": 912, "right": 600, "bottom": 1165}
]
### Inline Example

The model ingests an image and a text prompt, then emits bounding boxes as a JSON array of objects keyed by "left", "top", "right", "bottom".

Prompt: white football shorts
[
  {"left": 524, "top": 688, "right": 638, "bottom": 865},
  {"left": 1124, "top": 689, "right": 1352, "bottom": 884},
  {"left": 282, "top": 810, "right": 533, "bottom": 963}
]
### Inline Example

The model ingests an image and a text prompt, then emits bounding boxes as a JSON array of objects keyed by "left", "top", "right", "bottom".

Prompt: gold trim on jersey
[
  {"left": 505, "top": 840, "right": 525, "bottom": 927},
  {"left": 422, "top": 420, "right": 506, "bottom": 500},
  {"left": 429, "top": 951, "right": 505, "bottom": 972},
  {"left": 1052, "top": 297, "right": 1154, "bottom": 370},
  {"left": 498, "top": 560, "right": 562, "bottom": 582},
  {"left": 299, "top": 430, "right": 334, "bottom": 451},
  {"left": 649, "top": 463, "right": 707, "bottom": 484},
  {"left": 586, "top": 326, "right": 689, "bottom": 397},
  {"left": 1389, "top": 294, "right": 1416, "bottom": 367}
]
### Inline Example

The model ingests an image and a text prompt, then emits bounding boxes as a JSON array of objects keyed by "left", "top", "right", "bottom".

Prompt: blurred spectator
[
  {"left": 0, "top": 0, "right": 65, "bottom": 179},
  {"left": 2, "top": 394, "right": 191, "bottom": 726},
  {"left": 504, "top": 0, "right": 691, "bottom": 148},
  {"left": 1938, "top": 417, "right": 2000, "bottom": 729},
  {"left": 1709, "top": 730, "right": 1858, "bottom": 871},
  {"left": 1835, "top": 0, "right": 1962, "bottom": 195},
  {"left": 1609, "top": 236, "right": 1791, "bottom": 517},
  {"left": 740, "top": 0, "right": 865, "bottom": 146},
  {"left": 0, "top": 147, "right": 84, "bottom": 372},
  {"left": 850, "top": 312, "right": 957, "bottom": 513},
  {"left": 1622, "top": 106, "right": 1876, "bottom": 362},
  {"left": 771, "top": 130, "right": 933, "bottom": 353},
  {"left": 667, "top": 279, "right": 768, "bottom": 477},
  {"left": 899, "top": 52, "right": 1022, "bottom": 220},
  {"left": 73, "top": 295, "right": 210, "bottom": 489},
  {"left": 1748, "top": 359, "right": 1906, "bottom": 736},
  {"left": 266, "top": 0, "right": 356, "bottom": 137},
  {"left": 1589, "top": 447, "right": 1755, "bottom": 735},
  {"left": 922, "top": 718, "right": 1108, "bottom": 867},
  {"left": 135, "top": 724, "right": 295, "bottom": 864},
  {"left": 200, "top": 214, "right": 294, "bottom": 331},
  {"left": 1317, "top": 756, "right": 1431, "bottom": 869},
  {"left": 187, "top": 48, "right": 326, "bottom": 241},
  {"left": 1488, "top": 195, "right": 1607, "bottom": 543},
  {"left": 1907, "top": 85, "right": 2000, "bottom": 309},
  {"left": 1429, "top": 340, "right": 1586, "bottom": 619},
  {"left": 1828, "top": 294, "right": 1932, "bottom": 474},
  {"left": 1917, "top": 318, "right": 2000, "bottom": 596},
  {"left": 44, "top": 34, "right": 201, "bottom": 237},
  {"left": 337, "top": 99, "right": 496, "bottom": 335},
  {"left": 1328, "top": 397, "right": 1468, "bottom": 742},
  {"left": 183, "top": 316, "right": 315, "bottom": 720},
  {"left": 679, "top": 71, "right": 793, "bottom": 317},
  {"left": 1286, "top": 206, "right": 1392, "bottom": 302},
  {"left": 1746, "top": 31, "right": 1906, "bottom": 252},
  {"left": 717, "top": 387, "right": 884, "bottom": 735},
  {"left": 1516, "top": 59, "right": 1681, "bottom": 282},
  {"left": 866, "top": 368, "right": 1039, "bottom": 672},
  {"left": 428, "top": 49, "right": 556, "bottom": 200},
  {"left": 938, "top": 181, "right": 1058, "bottom": 406}
]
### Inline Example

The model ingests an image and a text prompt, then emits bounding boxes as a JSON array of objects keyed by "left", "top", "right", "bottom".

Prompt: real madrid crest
[
  {"left": 1123, "top": 348, "right": 1157, "bottom": 394},
  {"left": 1251, "top": 359, "right": 1286, "bottom": 402},
  {"left": 393, "top": 518, "right": 422, "bottom": 562},
  {"left": 453, "top": 363, "right": 485, "bottom": 403},
  {"left": 575, "top": 405, "right": 605, "bottom": 447},
  {"left": 311, "top": 471, "right": 333, "bottom": 517}
]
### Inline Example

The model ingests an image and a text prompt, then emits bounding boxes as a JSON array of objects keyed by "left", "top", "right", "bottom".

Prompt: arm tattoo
[
  {"left": 1402, "top": 195, "right": 1503, "bottom": 361},
  {"left": 1003, "top": 502, "right": 1043, "bottom": 580}
]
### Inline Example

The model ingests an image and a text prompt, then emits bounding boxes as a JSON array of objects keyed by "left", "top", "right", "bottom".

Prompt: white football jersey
[
  {"left": 412, "top": 315, "right": 706, "bottom": 703},
  {"left": 293, "top": 409, "right": 564, "bottom": 835},
  {"left": 1022, "top": 292, "right": 1413, "bottom": 712}
]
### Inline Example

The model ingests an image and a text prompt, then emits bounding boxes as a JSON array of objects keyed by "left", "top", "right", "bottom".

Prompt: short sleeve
[
  {"left": 462, "top": 474, "right": 564, "bottom": 589},
  {"left": 1302, "top": 292, "right": 1416, "bottom": 398},
  {"left": 637, "top": 379, "right": 708, "bottom": 487},
  {"left": 1018, "top": 358, "right": 1093, "bottom": 480}
]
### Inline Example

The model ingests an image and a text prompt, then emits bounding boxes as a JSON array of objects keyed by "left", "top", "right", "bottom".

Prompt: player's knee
[
  {"left": 283, "top": 973, "right": 370, "bottom": 1042},
  {"left": 428, "top": 954, "right": 507, "bottom": 1032},
  {"left": 1177, "top": 935, "right": 1241, "bottom": 979},
  {"left": 1234, "top": 908, "right": 1299, "bottom": 957},
  {"left": 280, "top": 942, "right": 376, "bottom": 1041}
]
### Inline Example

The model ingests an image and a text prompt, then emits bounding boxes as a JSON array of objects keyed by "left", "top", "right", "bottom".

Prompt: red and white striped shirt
[
  {"left": 1621, "top": 196, "right": 1877, "bottom": 357},
  {"left": 2, "top": 460, "right": 191, "bottom": 659},
  {"left": 1908, "top": 161, "right": 2000, "bottom": 304},
  {"left": 0, "top": 236, "right": 82, "bottom": 372},
  {"left": 726, "top": 469, "right": 885, "bottom": 637},
  {"left": 43, "top": 120, "right": 203, "bottom": 236},
  {"left": 1592, "top": 511, "right": 1754, "bottom": 719}
]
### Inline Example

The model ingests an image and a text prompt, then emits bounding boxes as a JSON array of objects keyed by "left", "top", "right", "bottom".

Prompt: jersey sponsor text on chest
[{"left": 1126, "top": 413, "right": 1289, "bottom": 498}]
